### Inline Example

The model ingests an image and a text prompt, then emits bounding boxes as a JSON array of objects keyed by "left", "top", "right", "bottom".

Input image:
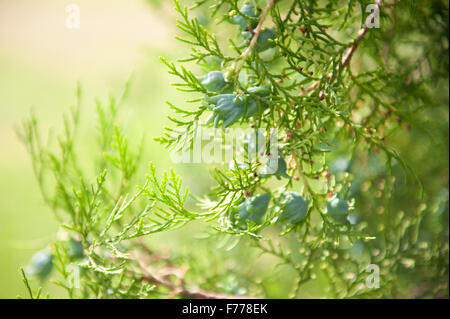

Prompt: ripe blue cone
[
  {"left": 256, "top": 28, "right": 276, "bottom": 52},
  {"left": 235, "top": 193, "right": 271, "bottom": 225},
  {"left": 67, "top": 238, "right": 84, "bottom": 260},
  {"left": 201, "top": 71, "right": 229, "bottom": 93},
  {"left": 205, "top": 86, "right": 269, "bottom": 129},
  {"left": 27, "top": 249, "right": 54, "bottom": 280},
  {"left": 231, "top": 3, "right": 258, "bottom": 31}
]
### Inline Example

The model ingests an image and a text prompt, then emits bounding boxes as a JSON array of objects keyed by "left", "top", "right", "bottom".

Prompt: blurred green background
[{"left": 0, "top": 0, "right": 213, "bottom": 298}]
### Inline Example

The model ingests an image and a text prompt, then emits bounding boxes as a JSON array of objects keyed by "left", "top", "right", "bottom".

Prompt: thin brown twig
[
  {"left": 133, "top": 250, "right": 256, "bottom": 299},
  {"left": 230, "top": 0, "right": 275, "bottom": 74},
  {"left": 300, "top": 0, "right": 383, "bottom": 96},
  {"left": 136, "top": 239, "right": 174, "bottom": 265}
]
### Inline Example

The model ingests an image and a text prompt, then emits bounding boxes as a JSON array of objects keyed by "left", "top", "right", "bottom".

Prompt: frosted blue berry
[
  {"left": 260, "top": 153, "right": 290, "bottom": 179},
  {"left": 256, "top": 28, "right": 276, "bottom": 52},
  {"left": 327, "top": 197, "right": 350, "bottom": 224},
  {"left": 67, "top": 238, "right": 84, "bottom": 260},
  {"left": 205, "top": 87, "right": 270, "bottom": 129},
  {"left": 27, "top": 249, "right": 54, "bottom": 280},
  {"left": 205, "top": 94, "right": 244, "bottom": 128},
  {"left": 236, "top": 193, "right": 271, "bottom": 225},
  {"left": 201, "top": 71, "right": 228, "bottom": 93},
  {"left": 276, "top": 192, "right": 309, "bottom": 225},
  {"left": 245, "top": 86, "right": 270, "bottom": 117}
]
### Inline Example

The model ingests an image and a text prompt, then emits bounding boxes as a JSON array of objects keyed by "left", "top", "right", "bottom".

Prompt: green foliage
[
  {"left": 26, "top": 250, "right": 54, "bottom": 281},
  {"left": 18, "top": 0, "right": 448, "bottom": 299}
]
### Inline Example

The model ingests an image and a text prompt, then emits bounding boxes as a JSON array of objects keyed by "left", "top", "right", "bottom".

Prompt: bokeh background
[{"left": 0, "top": 0, "right": 214, "bottom": 298}]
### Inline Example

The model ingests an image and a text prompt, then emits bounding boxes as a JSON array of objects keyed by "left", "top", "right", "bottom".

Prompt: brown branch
[
  {"left": 136, "top": 239, "right": 173, "bottom": 265},
  {"left": 132, "top": 249, "right": 257, "bottom": 299},
  {"left": 300, "top": 0, "right": 383, "bottom": 96},
  {"left": 288, "top": 1, "right": 384, "bottom": 190},
  {"left": 230, "top": 0, "right": 275, "bottom": 74}
]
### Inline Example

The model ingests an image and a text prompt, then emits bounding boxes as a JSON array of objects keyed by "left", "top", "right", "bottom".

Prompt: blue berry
[
  {"left": 231, "top": 3, "right": 258, "bottom": 31},
  {"left": 201, "top": 71, "right": 228, "bottom": 93},
  {"left": 327, "top": 197, "right": 350, "bottom": 224},
  {"left": 235, "top": 193, "right": 271, "bottom": 225},
  {"left": 260, "top": 153, "right": 290, "bottom": 179},
  {"left": 276, "top": 192, "right": 309, "bottom": 225},
  {"left": 27, "top": 249, "right": 54, "bottom": 280}
]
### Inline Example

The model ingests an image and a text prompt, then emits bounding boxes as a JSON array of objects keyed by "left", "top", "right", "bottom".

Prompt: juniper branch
[{"left": 230, "top": 0, "right": 275, "bottom": 74}]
